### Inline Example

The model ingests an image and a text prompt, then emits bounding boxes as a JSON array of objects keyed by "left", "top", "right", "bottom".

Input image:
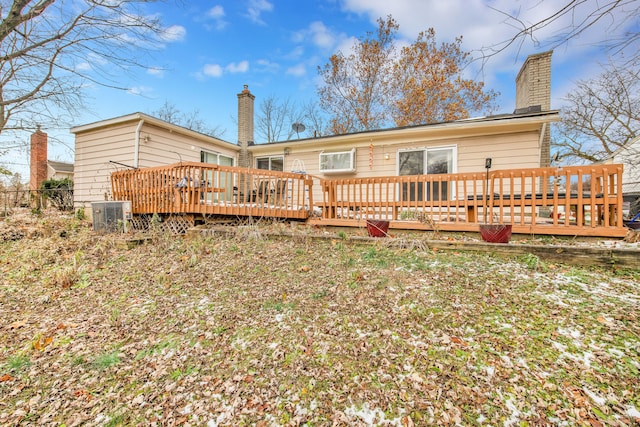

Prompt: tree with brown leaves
[
  {"left": 317, "top": 16, "right": 498, "bottom": 134},
  {"left": 391, "top": 29, "right": 498, "bottom": 127}
]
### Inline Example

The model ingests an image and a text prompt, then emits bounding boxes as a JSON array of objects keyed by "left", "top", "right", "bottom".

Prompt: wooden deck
[
  {"left": 309, "top": 164, "right": 626, "bottom": 237},
  {"left": 110, "top": 162, "right": 627, "bottom": 237},
  {"left": 111, "top": 162, "right": 313, "bottom": 226}
]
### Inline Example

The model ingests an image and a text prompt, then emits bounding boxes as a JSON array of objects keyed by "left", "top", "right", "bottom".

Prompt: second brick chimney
[
  {"left": 237, "top": 85, "right": 255, "bottom": 168},
  {"left": 30, "top": 126, "right": 48, "bottom": 191}
]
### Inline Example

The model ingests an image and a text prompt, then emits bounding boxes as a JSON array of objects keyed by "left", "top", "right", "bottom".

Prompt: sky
[{"left": 2, "top": 0, "right": 638, "bottom": 180}]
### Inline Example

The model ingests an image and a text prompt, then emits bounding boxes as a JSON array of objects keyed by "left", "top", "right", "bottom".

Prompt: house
[
  {"left": 606, "top": 135, "right": 639, "bottom": 198},
  {"left": 72, "top": 51, "right": 559, "bottom": 220},
  {"left": 604, "top": 135, "right": 639, "bottom": 216},
  {"left": 47, "top": 161, "right": 74, "bottom": 181}
]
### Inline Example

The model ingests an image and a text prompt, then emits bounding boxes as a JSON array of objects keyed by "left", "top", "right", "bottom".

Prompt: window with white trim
[{"left": 319, "top": 148, "right": 356, "bottom": 174}]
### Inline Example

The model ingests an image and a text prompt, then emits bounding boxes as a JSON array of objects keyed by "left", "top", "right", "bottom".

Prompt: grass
[{"left": 0, "top": 212, "right": 638, "bottom": 425}]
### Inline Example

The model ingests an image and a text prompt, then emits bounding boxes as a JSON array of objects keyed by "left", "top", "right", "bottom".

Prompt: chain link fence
[{"left": 0, "top": 188, "right": 74, "bottom": 216}]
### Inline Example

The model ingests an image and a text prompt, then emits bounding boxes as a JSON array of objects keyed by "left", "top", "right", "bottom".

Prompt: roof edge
[{"left": 70, "top": 112, "right": 236, "bottom": 147}]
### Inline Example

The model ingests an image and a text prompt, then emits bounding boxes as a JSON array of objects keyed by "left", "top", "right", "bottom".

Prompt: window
[
  {"left": 200, "top": 150, "right": 234, "bottom": 202},
  {"left": 256, "top": 156, "right": 284, "bottom": 171},
  {"left": 398, "top": 146, "right": 456, "bottom": 201},
  {"left": 201, "top": 151, "right": 234, "bottom": 166},
  {"left": 319, "top": 148, "right": 356, "bottom": 174}
]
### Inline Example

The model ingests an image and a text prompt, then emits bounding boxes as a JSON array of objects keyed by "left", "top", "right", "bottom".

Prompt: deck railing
[
  {"left": 110, "top": 162, "right": 626, "bottom": 237},
  {"left": 111, "top": 162, "right": 313, "bottom": 220},
  {"left": 315, "top": 164, "right": 626, "bottom": 237}
]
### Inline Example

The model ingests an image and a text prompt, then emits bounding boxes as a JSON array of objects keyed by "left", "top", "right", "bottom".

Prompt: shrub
[{"left": 41, "top": 178, "right": 74, "bottom": 211}]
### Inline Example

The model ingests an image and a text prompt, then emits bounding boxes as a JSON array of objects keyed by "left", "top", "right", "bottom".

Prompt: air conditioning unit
[{"left": 92, "top": 201, "right": 132, "bottom": 232}]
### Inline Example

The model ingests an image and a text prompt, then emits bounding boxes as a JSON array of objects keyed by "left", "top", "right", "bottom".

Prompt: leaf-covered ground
[{"left": 1, "top": 213, "right": 639, "bottom": 426}]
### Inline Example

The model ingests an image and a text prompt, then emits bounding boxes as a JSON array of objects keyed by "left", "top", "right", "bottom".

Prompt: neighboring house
[
  {"left": 605, "top": 135, "right": 640, "bottom": 200},
  {"left": 47, "top": 160, "right": 74, "bottom": 181},
  {"left": 71, "top": 51, "right": 559, "bottom": 215}
]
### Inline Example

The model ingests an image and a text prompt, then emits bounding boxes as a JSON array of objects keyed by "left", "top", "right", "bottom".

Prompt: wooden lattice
[
  {"left": 159, "top": 214, "right": 195, "bottom": 234},
  {"left": 130, "top": 215, "right": 150, "bottom": 232}
]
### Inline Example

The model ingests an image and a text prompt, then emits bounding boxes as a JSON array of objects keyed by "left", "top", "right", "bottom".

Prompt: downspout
[
  {"left": 134, "top": 118, "right": 144, "bottom": 168},
  {"left": 538, "top": 122, "right": 547, "bottom": 165}
]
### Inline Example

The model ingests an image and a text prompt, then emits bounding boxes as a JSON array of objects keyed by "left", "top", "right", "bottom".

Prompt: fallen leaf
[
  {"left": 10, "top": 320, "right": 27, "bottom": 329},
  {"left": 451, "top": 336, "right": 467, "bottom": 346},
  {"left": 0, "top": 373, "right": 14, "bottom": 382}
]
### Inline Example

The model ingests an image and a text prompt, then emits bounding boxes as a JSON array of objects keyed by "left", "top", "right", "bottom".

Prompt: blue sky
[{"left": 2, "top": 0, "right": 637, "bottom": 179}]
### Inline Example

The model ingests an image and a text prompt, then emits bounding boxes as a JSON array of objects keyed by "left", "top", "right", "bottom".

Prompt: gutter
[{"left": 134, "top": 118, "right": 144, "bottom": 168}]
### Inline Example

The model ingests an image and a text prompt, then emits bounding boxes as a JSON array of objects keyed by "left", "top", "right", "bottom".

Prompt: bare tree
[
  {"left": 0, "top": 0, "right": 171, "bottom": 138},
  {"left": 300, "top": 100, "right": 328, "bottom": 138},
  {"left": 481, "top": 1, "right": 639, "bottom": 65},
  {"left": 553, "top": 62, "right": 640, "bottom": 163},
  {"left": 255, "top": 95, "right": 304, "bottom": 142},
  {"left": 317, "top": 16, "right": 397, "bottom": 134},
  {"left": 151, "top": 101, "right": 226, "bottom": 138}
]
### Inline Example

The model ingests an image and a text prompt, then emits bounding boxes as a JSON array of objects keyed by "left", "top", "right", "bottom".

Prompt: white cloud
[
  {"left": 75, "top": 62, "right": 92, "bottom": 72},
  {"left": 308, "top": 21, "right": 336, "bottom": 49},
  {"left": 246, "top": 0, "right": 273, "bottom": 25},
  {"left": 255, "top": 59, "right": 280, "bottom": 73},
  {"left": 286, "top": 63, "right": 306, "bottom": 77},
  {"left": 203, "top": 64, "right": 223, "bottom": 78},
  {"left": 127, "top": 86, "right": 153, "bottom": 96},
  {"left": 159, "top": 25, "right": 186, "bottom": 42},
  {"left": 147, "top": 67, "right": 165, "bottom": 77},
  {"left": 207, "top": 5, "right": 227, "bottom": 30},
  {"left": 293, "top": 20, "right": 349, "bottom": 53},
  {"left": 208, "top": 5, "right": 224, "bottom": 19},
  {"left": 226, "top": 61, "right": 249, "bottom": 73}
]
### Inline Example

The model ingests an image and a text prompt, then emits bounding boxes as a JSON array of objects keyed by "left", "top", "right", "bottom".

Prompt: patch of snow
[
  {"left": 608, "top": 348, "right": 624, "bottom": 357},
  {"left": 501, "top": 355, "right": 514, "bottom": 368},
  {"left": 485, "top": 366, "right": 495, "bottom": 379},
  {"left": 558, "top": 327, "right": 581, "bottom": 339},
  {"left": 503, "top": 395, "right": 522, "bottom": 427},
  {"left": 582, "top": 387, "right": 606, "bottom": 406},
  {"left": 95, "top": 414, "right": 110, "bottom": 424},
  {"left": 344, "top": 403, "right": 402, "bottom": 426},
  {"left": 626, "top": 404, "right": 640, "bottom": 418}
]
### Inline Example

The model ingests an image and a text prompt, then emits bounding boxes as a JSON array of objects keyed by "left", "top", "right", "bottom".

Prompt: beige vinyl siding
[
  {"left": 137, "top": 123, "right": 237, "bottom": 168},
  {"left": 74, "top": 122, "right": 138, "bottom": 211},
  {"left": 251, "top": 129, "right": 542, "bottom": 203},
  {"left": 73, "top": 119, "right": 240, "bottom": 217}
]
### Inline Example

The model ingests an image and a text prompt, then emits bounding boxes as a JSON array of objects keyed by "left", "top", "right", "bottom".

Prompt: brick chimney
[
  {"left": 515, "top": 51, "right": 552, "bottom": 167},
  {"left": 237, "top": 84, "right": 255, "bottom": 168},
  {"left": 30, "top": 126, "right": 48, "bottom": 191}
]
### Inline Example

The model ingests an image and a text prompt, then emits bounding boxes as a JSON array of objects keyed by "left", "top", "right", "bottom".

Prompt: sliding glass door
[{"left": 398, "top": 147, "right": 455, "bottom": 202}]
